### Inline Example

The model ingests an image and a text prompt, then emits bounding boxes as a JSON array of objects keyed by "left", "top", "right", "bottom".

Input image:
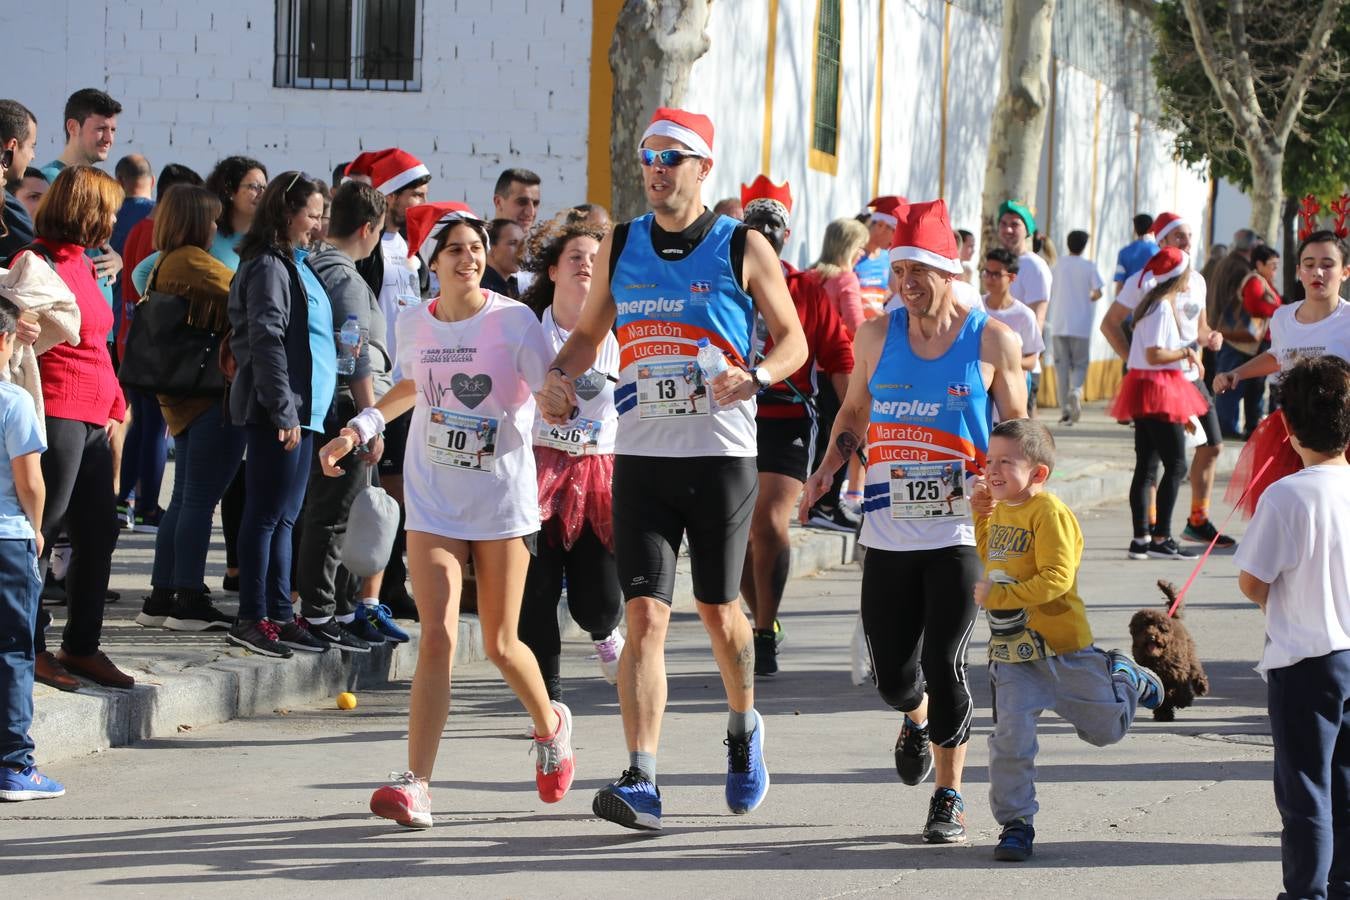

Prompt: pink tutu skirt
[
  {"left": 1107, "top": 369, "right": 1210, "bottom": 424},
  {"left": 1225, "top": 411, "right": 1299, "bottom": 518},
  {"left": 534, "top": 446, "right": 615, "bottom": 551}
]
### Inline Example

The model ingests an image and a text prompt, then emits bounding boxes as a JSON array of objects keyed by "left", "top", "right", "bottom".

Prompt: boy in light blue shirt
[{"left": 0, "top": 298, "right": 63, "bottom": 801}]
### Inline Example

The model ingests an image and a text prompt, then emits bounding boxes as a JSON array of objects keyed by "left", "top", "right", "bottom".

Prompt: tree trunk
[
  {"left": 608, "top": 0, "right": 713, "bottom": 221},
  {"left": 1248, "top": 146, "right": 1285, "bottom": 251},
  {"left": 1280, "top": 195, "right": 1299, "bottom": 300},
  {"left": 979, "top": 0, "right": 1057, "bottom": 248}
]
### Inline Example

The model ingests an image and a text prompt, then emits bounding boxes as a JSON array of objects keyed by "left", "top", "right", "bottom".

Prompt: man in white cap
[
  {"left": 1099, "top": 212, "right": 1231, "bottom": 550},
  {"left": 802, "top": 199, "right": 1026, "bottom": 845},
  {"left": 537, "top": 106, "right": 806, "bottom": 831}
]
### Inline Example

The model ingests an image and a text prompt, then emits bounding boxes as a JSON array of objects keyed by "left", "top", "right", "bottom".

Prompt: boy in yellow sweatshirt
[{"left": 972, "top": 419, "right": 1163, "bottom": 862}]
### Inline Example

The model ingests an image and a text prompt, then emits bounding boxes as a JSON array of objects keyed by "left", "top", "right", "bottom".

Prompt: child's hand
[
  {"left": 973, "top": 579, "right": 992, "bottom": 608},
  {"left": 970, "top": 475, "right": 994, "bottom": 517}
]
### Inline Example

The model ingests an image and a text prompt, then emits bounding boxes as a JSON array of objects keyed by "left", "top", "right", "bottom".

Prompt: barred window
[
  {"left": 275, "top": 0, "right": 423, "bottom": 91},
  {"left": 810, "top": 0, "right": 842, "bottom": 172}
]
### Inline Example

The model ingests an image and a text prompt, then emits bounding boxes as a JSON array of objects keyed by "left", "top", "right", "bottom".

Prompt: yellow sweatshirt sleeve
[{"left": 983, "top": 498, "right": 1083, "bottom": 611}]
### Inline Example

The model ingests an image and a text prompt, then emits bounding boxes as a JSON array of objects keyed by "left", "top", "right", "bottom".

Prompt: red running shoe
[
  {"left": 532, "top": 701, "right": 575, "bottom": 803},
  {"left": 370, "top": 772, "right": 432, "bottom": 829}
]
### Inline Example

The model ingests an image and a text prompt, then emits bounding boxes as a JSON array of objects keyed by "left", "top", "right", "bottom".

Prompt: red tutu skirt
[
  {"left": 1225, "top": 411, "right": 1298, "bottom": 518},
  {"left": 534, "top": 446, "right": 615, "bottom": 552},
  {"left": 1107, "top": 369, "right": 1210, "bottom": 423}
]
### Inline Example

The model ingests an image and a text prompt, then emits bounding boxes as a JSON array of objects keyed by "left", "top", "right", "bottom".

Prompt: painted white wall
[{"left": 1212, "top": 179, "right": 1256, "bottom": 248}]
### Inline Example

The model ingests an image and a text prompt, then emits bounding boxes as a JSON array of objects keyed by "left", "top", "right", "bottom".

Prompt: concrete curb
[{"left": 31, "top": 444, "right": 1238, "bottom": 765}]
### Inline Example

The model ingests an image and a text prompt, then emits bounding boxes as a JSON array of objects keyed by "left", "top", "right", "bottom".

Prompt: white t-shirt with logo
[
  {"left": 379, "top": 232, "right": 424, "bottom": 380},
  {"left": 983, "top": 296, "right": 1045, "bottom": 361},
  {"left": 1268, "top": 300, "right": 1350, "bottom": 372},
  {"left": 1234, "top": 464, "right": 1350, "bottom": 674},
  {"left": 396, "top": 291, "right": 553, "bottom": 541},
  {"left": 1117, "top": 271, "right": 1207, "bottom": 381},
  {"left": 1048, "top": 255, "right": 1106, "bottom": 339},
  {"left": 534, "top": 306, "right": 620, "bottom": 455}
]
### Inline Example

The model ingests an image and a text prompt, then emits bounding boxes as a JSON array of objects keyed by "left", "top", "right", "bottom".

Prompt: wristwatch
[{"left": 753, "top": 366, "right": 773, "bottom": 390}]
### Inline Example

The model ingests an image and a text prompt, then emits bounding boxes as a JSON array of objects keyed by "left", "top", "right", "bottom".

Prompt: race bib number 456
[
  {"left": 536, "top": 417, "right": 600, "bottom": 455},
  {"left": 636, "top": 361, "right": 709, "bottom": 419},
  {"left": 888, "top": 461, "right": 968, "bottom": 519},
  {"left": 427, "top": 407, "right": 499, "bottom": 473}
]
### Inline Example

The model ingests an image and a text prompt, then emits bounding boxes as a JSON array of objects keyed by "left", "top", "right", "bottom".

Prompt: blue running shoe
[
  {"left": 1108, "top": 649, "right": 1164, "bottom": 710},
  {"left": 364, "top": 604, "right": 410, "bottom": 643},
  {"left": 345, "top": 612, "right": 388, "bottom": 646},
  {"left": 0, "top": 765, "right": 66, "bottom": 801},
  {"left": 592, "top": 769, "right": 662, "bottom": 831},
  {"left": 725, "top": 710, "right": 770, "bottom": 814},
  {"left": 994, "top": 817, "right": 1035, "bottom": 861}
]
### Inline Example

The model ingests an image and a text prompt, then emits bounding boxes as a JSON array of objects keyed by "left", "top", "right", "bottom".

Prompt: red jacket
[
  {"left": 27, "top": 239, "right": 126, "bottom": 425},
  {"left": 758, "top": 264, "right": 855, "bottom": 420},
  {"left": 117, "top": 216, "right": 156, "bottom": 357}
]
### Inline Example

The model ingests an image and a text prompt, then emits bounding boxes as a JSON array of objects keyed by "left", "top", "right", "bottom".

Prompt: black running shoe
[
  {"left": 222, "top": 573, "right": 240, "bottom": 593},
  {"left": 1182, "top": 518, "right": 1236, "bottom": 549},
  {"left": 135, "top": 587, "right": 176, "bottom": 628},
  {"left": 275, "top": 616, "right": 328, "bottom": 653},
  {"left": 924, "top": 787, "right": 967, "bottom": 844},
  {"left": 753, "top": 629, "right": 778, "bottom": 677},
  {"left": 894, "top": 717, "right": 933, "bottom": 786},
  {"left": 227, "top": 619, "right": 292, "bottom": 658},
  {"left": 163, "top": 590, "right": 234, "bottom": 632},
  {"left": 307, "top": 617, "right": 372, "bottom": 654}
]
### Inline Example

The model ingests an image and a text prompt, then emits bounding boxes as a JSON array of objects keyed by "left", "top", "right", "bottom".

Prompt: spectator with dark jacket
[
  {"left": 0, "top": 100, "right": 39, "bottom": 263},
  {"left": 225, "top": 171, "right": 337, "bottom": 659},
  {"left": 17, "top": 166, "right": 130, "bottom": 690},
  {"left": 296, "top": 181, "right": 407, "bottom": 652}
]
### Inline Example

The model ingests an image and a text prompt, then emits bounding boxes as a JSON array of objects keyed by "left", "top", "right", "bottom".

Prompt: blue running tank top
[
  {"left": 860, "top": 306, "right": 993, "bottom": 551},
  {"left": 611, "top": 214, "right": 757, "bottom": 457}
]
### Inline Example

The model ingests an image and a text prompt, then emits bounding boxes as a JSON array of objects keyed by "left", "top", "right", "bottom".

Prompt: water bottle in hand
[
  {"left": 695, "top": 337, "right": 728, "bottom": 381},
  {"left": 337, "top": 315, "right": 361, "bottom": 375}
]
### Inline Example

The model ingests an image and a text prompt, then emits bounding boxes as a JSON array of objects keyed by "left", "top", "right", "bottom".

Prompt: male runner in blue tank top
[
  {"left": 802, "top": 199, "right": 1027, "bottom": 843},
  {"left": 537, "top": 108, "right": 806, "bottom": 831}
]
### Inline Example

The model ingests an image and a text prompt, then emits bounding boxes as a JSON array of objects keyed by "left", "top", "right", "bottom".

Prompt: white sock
[
  {"left": 336, "top": 613, "right": 357, "bottom": 624},
  {"left": 307, "top": 615, "right": 333, "bottom": 625},
  {"left": 360, "top": 597, "right": 379, "bottom": 607}
]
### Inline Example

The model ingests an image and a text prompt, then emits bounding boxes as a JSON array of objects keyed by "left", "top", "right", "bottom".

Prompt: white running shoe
[
  {"left": 370, "top": 771, "right": 432, "bottom": 829},
  {"left": 593, "top": 630, "right": 624, "bottom": 684}
]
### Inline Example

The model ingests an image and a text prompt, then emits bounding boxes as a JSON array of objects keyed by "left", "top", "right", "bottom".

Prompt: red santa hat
[
  {"left": 641, "top": 107, "right": 715, "bottom": 159},
  {"left": 740, "top": 175, "right": 792, "bottom": 220},
  {"left": 888, "top": 199, "right": 961, "bottom": 274},
  {"left": 866, "top": 195, "right": 908, "bottom": 228},
  {"left": 1136, "top": 246, "right": 1190, "bottom": 288},
  {"left": 406, "top": 202, "right": 486, "bottom": 262},
  {"left": 344, "top": 148, "right": 430, "bottom": 195},
  {"left": 1150, "top": 212, "right": 1187, "bottom": 242}
]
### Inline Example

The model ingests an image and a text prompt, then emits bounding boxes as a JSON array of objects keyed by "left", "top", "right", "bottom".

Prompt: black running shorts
[
  {"left": 755, "top": 416, "right": 816, "bottom": 482},
  {"left": 1192, "top": 378, "right": 1223, "bottom": 448},
  {"left": 612, "top": 455, "right": 758, "bottom": 605}
]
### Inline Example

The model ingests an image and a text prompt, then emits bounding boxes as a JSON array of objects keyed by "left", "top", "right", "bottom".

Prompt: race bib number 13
[
  {"left": 636, "top": 361, "right": 709, "bottom": 419},
  {"left": 888, "top": 461, "right": 968, "bottom": 519},
  {"left": 427, "top": 407, "right": 498, "bottom": 473}
]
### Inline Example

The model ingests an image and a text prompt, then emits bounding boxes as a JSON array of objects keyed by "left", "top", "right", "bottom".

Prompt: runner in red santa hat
[{"left": 857, "top": 195, "right": 906, "bottom": 318}]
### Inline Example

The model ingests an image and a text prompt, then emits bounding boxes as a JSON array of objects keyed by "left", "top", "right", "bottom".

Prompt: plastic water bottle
[
  {"left": 337, "top": 315, "right": 361, "bottom": 375},
  {"left": 695, "top": 337, "right": 728, "bottom": 381}
]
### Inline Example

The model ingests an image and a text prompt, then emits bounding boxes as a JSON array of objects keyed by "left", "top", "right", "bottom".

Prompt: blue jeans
[
  {"left": 151, "top": 404, "right": 245, "bottom": 590},
  {"left": 1215, "top": 345, "right": 1266, "bottom": 436},
  {"left": 1268, "top": 649, "right": 1350, "bottom": 900},
  {"left": 237, "top": 425, "right": 313, "bottom": 622},
  {"left": 117, "top": 389, "right": 169, "bottom": 513},
  {"left": 0, "top": 538, "right": 41, "bottom": 768}
]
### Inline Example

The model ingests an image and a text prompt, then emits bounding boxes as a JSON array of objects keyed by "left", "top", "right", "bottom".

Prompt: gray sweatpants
[
  {"left": 1053, "top": 335, "right": 1091, "bottom": 415},
  {"left": 988, "top": 646, "right": 1139, "bottom": 825}
]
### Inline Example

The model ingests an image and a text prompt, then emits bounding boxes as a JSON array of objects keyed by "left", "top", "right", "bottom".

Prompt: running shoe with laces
[
  {"left": 346, "top": 611, "right": 388, "bottom": 646},
  {"left": 132, "top": 508, "right": 164, "bottom": 534},
  {"left": 807, "top": 503, "right": 861, "bottom": 533},
  {"left": 532, "top": 701, "right": 575, "bottom": 803},
  {"left": 1181, "top": 518, "right": 1236, "bottom": 549},
  {"left": 370, "top": 771, "right": 433, "bottom": 829},
  {"left": 275, "top": 616, "right": 328, "bottom": 652},
  {"left": 725, "top": 709, "right": 770, "bottom": 814},
  {"left": 593, "top": 630, "right": 624, "bottom": 684},
  {"left": 753, "top": 629, "right": 778, "bottom": 677},
  {"left": 1127, "top": 539, "right": 1151, "bottom": 560},
  {"left": 894, "top": 716, "right": 934, "bottom": 786},
  {"left": 0, "top": 765, "right": 66, "bottom": 801},
  {"left": 1146, "top": 538, "right": 1198, "bottom": 560},
  {"left": 163, "top": 589, "right": 234, "bottom": 632},
  {"left": 924, "top": 787, "right": 967, "bottom": 843},
  {"left": 226, "top": 619, "right": 293, "bottom": 658},
  {"left": 306, "top": 617, "right": 372, "bottom": 653},
  {"left": 1108, "top": 649, "right": 1165, "bottom": 710},
  {"left": 115, "top": 502, "right": 133, "bottom": 530},
  {"left": 593, "top": 768, "right": 662, "bottom": 831},
  {"left": 994, "top": 817, "right": 1035, "bottom": 861},
  {"left": 363, "top": 604, "right": 409, "bottom": 643},
  {"left": 135, "top": 587, "right": 175, "bottom": 628}
]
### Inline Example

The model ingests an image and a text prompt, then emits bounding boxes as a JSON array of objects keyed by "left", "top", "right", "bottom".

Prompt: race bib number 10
[
  {"left": 888, "top": 461, "right": 968, "bottom": 519},
  {"left": 636, "top": 361, "right": 709, "bottom": 419},
  {"left": 427, "top": 407, "right": 499, "bottom": 473}
]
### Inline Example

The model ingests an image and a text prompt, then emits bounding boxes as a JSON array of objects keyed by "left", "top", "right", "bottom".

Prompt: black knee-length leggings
[
  {"left": 860, "top": 544, "right": 981, "bottom": 749},
  {"left": 518, "top": 522, "right": 624, "bottom": 689},
  {"left": 1130, "top": 416, "right": 1187, "bottom": 539}
]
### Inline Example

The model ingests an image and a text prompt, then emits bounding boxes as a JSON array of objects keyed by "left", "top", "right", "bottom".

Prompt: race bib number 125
[{"left": 888, "top": 461, "right": 968, "bottom": 519}]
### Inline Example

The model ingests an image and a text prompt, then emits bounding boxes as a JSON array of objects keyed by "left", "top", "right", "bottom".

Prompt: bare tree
[
  {"left": 1177, "top": 0, "right": 1346, "bottom": 242},
  {"left": 607, "top": 0, "right": 713, "bottom": 221},
  {"left": 979, "top": 0, "right": 1057, "bottom": 248}
]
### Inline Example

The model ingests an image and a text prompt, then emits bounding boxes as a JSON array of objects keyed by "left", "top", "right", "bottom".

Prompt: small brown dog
[{"left": 1128, "top": 580, "right": 1209, "bottom": 721}]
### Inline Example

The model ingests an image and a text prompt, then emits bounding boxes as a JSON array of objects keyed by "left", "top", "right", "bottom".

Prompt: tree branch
[
  {"left": 1272, "top": 0, "right": 1346, "bottom": 145},
  {"left": 1227, "top": 0, "right": 1266, "bottom": 128},
  {"left": 1179, "top": 0, "right": 1262, "bottom": 146}
]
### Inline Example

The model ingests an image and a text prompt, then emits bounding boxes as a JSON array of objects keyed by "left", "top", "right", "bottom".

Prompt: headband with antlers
[{"left": 1300, "top": 193, "right": 1350, "bottom": 241}]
